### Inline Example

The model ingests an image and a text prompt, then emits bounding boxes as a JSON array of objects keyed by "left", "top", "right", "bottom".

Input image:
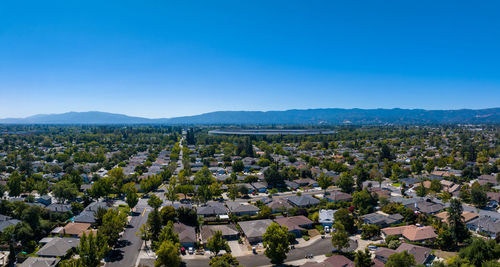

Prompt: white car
[
  {"left": 188, "top": 247, "right": 194, "bottom": 254},
  {"left": 324, "top": 226, "right": 330, "bottom": 233}
]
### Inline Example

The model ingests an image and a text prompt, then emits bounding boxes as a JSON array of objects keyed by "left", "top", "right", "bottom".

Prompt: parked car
[
  {"left": 188, "top": 247, "right": 194, "bottom": 254},
  {"left": 324, "top": 226, "right": 330, "bottom": 233}
]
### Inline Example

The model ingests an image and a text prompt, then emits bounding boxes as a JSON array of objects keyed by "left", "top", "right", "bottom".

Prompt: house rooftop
[
  {"left": 274, "top": 215, "right": 313, "bottom": 231},
  {"left": 238, "top": 219, "right": 273, "bottom": 240},
  {"left": 382, "top": 225, "right": 437, "bottom": 241},
  {"left": 36, "top": 237, "right": 80, "bottom": 257}
]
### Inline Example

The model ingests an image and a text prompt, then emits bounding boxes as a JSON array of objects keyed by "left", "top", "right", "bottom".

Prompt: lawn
[{"left": 433, "top": 250, "right": 458, "bottom": 260}]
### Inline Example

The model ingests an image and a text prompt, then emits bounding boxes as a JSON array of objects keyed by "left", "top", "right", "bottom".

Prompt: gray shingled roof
[
  {"left": 288, "top": 195, "right": 320, "bottom": 207},
  {"left": 196, "top": 203, "right": 227, "bottom": 216},
  {"left": 19, "top": 257, "right": 60, "bottom": 267},
  {"left": 226, "top": 201, "right": 260, "bottom": 214},
  {"left": 36, "top": 237, "right": 79, "bottom": 257},
  {"left": 238, "top": 219, "right": 273, "bottom": 240}
]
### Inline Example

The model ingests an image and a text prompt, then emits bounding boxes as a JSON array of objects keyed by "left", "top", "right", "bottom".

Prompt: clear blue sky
[{"left": 1, "top": 0, "right": 499, "bottom": 118}]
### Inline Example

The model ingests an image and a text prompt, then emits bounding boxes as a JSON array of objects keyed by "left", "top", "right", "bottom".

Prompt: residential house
[
  {"left": 435, "top": 211, "right": 478, "bottom": 225},
  {"left": 374, "top": 243, "right": 432, "bottom": 265},
  {"left": 0, "top": 215, "right": 21, "bottom": 232},
  {"left": 407, "top": 199, "right": 445, "bottom": 215},
  {"left": 285, "top": 180, "right": 299, "bottom": 190},
  {"left": 238, "top": 219, "right": 273, "bottom": 243},
  {"left": 361, "top": 212, "right": 403, "bottom": 227},
  {"left": 46, "top": 203, "right": 71, "bottom": 213},
  {"left": 323, "top": 255, "right": 354, "bottom": 267},
  {"left": 36, "top": 237, "right": 79, "bottom": 257},
  {"left": 367, "top": 187, "right": 392, "bottom": 199},
  {"left": 487, "top": 192, "right": 500, "bottom": 208},
  {"left": 196, "top": 203, "right": 228, "bottom": 218},
  {"left": 266, "top": 198, "right": 293, "bottom": 213},
  {"left": 319, "top": 209, "right": 336, "bottom": 227},
  {"left": 72, "top": 201, "right": 113, "bottom": 223},
  {"left": 226, "top": 201, "right": 260, "bottom": 216},
  {"left": 381, "top": 225, "right": 437, "bottom": 242},
  {"left": 174, "top": 223, "right": 197, "bottom": 248},
  {"left": 467, "top": 216, "right": 500, "bottom": 239},
  {"left": 294, "top": 178, "right": 318, "bottom": 187},
  {"left": 288, "top": 196, "right": 320, "bottom": 208},
  {"left": 73, "top": 211, "right": 97, "bottom": 224},
  {"left": 374, "top": 247, "right": 396, "bottom": 263},
  {"left": 200, "top": 224, "right": 239, "bottom": 243},
  {"left": 478, "top": 175, "right": 498, "bottom": 186},
  {"left": 274, "top": 216, "right": 313, "bottom": 237},
  {"left": 326, "top": 191, "right": 353, "bottom": 203},
  {"left": 396, "top": 243, "right": 433, "bottom": 265},
  {"left": 19, "top": 257, "right": 60, "bottom": 267},
  {"left": 62, "top": 222, "right": 91, "bottom": 237},
  {"left": 440, "top": 180, "right": 460, "bottom": 194},
  {"left": 251, "top": 182, "right": 268, "bottom": 193},
  {"left": 37, "top": 195, "right": 52, "bottom": 206},
  {"left": 399, "top": 177, "right": 420, "bottom": 186}
]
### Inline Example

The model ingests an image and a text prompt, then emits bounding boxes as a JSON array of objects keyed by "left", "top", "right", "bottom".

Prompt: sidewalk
[{"left": 135, "top": 241, "right": 156, "bottom": 266}]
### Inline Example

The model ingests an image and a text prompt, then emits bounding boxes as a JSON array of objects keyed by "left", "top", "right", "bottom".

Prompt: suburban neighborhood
[{"left": 0, "top": 125, "right": 498, "bottom": 267}]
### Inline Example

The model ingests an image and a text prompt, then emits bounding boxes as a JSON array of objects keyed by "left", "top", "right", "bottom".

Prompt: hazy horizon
[
  {"left": 1, "top": 1, "right": 500, "bottom": 118},
  {"left": 1, "top": 106, "right": 500, "bottom": 120}
]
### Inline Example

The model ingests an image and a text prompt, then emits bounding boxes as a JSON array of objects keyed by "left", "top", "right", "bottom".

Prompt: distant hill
[
  {"left": 1, "top": 108, "right": 499, "bottom": 125},
  {"left": 0, "top": 111, "right": 151, "bottom": 124}
]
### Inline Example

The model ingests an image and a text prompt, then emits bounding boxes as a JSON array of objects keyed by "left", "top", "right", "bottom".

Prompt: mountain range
[{"left": 0, "top": 108, "right": 499, "bottom": 125}]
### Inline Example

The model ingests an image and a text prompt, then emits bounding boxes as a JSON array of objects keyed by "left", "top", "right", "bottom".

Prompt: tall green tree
[
  {"left": 209, "top": 253, "right": 241, "bottom": 267},
  {"left": 148, "top": 194, "right": 163, "bottom": 210},
  {"left": 264, "top": 164, "right": 284, "bottom": 188},
  {"left": 385, "top": 251, "right": 415, "bottom": 267},
  {"left": 53, "top": 180, "right": 78, "bottom": 202},
  {"left": 209, "top": 182, "right": 223, "bottom": 200},
  {"left": 331, "top": 222, "right": 349, "bottom": 251},
  {"left": 337, "top": 172, "right": 354, "bottom": 194},
  {"left": 458, "top": 238, "right": 500, "bottom": 267},
  {"left": 156, "top": 221, "right": 179, "bottom": 248},
  {"left": 354, "top": 248, "right": 374, "bottom": 267},
  {"left": 165, "top": 184, "right": 178, "bottom": 204},
  {"left": 447, "top": 198, "right": 469, "bottom": 245},
  {"left": 471, "top": 183, "right": 488, "bottom": 207},
  {"left": 228, "top": 184, "right": 239, "bottom": 201},
  {"left": 262, "top": 222, "right": 290, "bottom": 265},
  {"left": 99, "top": 209, "right": 127, "bottom": 246},
  {"left": 352, "top": 190, "right": 377, "bottom": 215},
  {"left": 232, "top": 160, "right": 244, "bottom": 173},
  {"left": 177, "top": 184, "right": 194, "bottom": 200},
  {"left": 78, "top": 232, "right": 110, "bottom": 267},
  {"left": 334, "top": 208, "right": 356, "bottom": 234},
  {"left": 7, "top": 171, "right": 22, "bottom": 197},
  {"left": 126, "top": 188, "right": 139, "bottom": 208},
  {"left": 317, "top": 173, "right": 332, "bottom": 195},
  {"left": 155, "top": 240, "right": 181, "bottom": 267},
  {"left": 206, "top": 230, "right": 230, "bottom": 256}
]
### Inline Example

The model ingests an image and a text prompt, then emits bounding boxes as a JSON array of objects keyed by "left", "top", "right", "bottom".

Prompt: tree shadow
[
  {"left": 115, "top": 239, "right": 132, "bottom": 248},
  {"left": 106, "top": 249, "right": 125, "bottom": 262}
]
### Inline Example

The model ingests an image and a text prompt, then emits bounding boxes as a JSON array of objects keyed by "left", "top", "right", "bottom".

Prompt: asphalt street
[
  {"left": 106, "top": 137, "right": 185, "bottom": 266},
  {"left": 105, "top": 198, "right": 152, "bottom": 267}
]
